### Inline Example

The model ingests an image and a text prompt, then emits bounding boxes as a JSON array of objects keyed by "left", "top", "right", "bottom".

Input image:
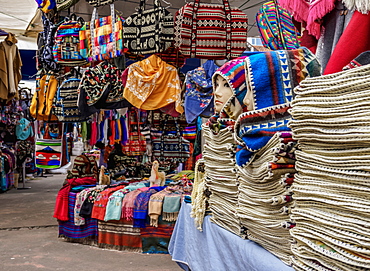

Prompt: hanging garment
[
  {"left": 30, "top": 73, "right": 59, "bottom": 121},
  {"left": 324, "top": 11, "right": 370, "bottom": 74},
  {"left": 184, "top": 60, "right": 217, "bottom": 124},
  {"left": 0, "top": 41, "right": 22, "bottom": 101},
  {"left": 256, "top": 0, "right": 301, "bottom": 50},
  {"left": 123, "top": 54, "right": 183, "bottom": 113},
  {"left": 279, "top": 0, "right": 337, "bottom": 39},
  {"left": 315, "top": 2, "right": 353, "bottom": 71}
]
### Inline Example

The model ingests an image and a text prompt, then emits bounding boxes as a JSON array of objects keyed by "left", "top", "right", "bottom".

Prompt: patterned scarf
[
  {"left": 184, "top": 60, "right": 218, "bottom": 124},
  {"left": 162, "top": 193, "right": 182, "bottom": 222},
  {"left": 148, "top": 188, "right": 169, "bottom": 227},
  {"left": 121, "top": 188, "right": 147, "bottom": 221},
  {"left": 133, "top": 186, "right": 165, "bottom": 228},
  {"left": 123, "top": 54, "right": 183, "bottom": 114}
]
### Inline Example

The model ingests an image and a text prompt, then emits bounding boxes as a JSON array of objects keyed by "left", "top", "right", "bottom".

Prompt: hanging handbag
[
  {"left": 35, "top": 136, "right": 63, "bottom": 169},
  {"left": 53, "top": 14, "right": 88, "bottom": 66},
  {"left": 152, "top": 116, "right": 190, "bottom": 163},
  {"left": 123, "top": 109, "right": 147, "bottom": 156},
  {"left": 123, "top": 0, "right": 174, "bottom": 55},
  {"left": 174, "top": 0, "right": 248, "bottom": 60},
  {"left": 79, "top": 4, "right": 125, "bottom": 61},
  {"left": 54, "top": 73, "right": 84, "bottom": 122}
]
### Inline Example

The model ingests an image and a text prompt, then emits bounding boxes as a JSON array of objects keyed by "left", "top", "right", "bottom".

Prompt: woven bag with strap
[
  {"left": 174, "top": 0, "right": 248, "bottom": 60},
  {"left": 123, "top": 0, "right": 174, "bottom": 55}
]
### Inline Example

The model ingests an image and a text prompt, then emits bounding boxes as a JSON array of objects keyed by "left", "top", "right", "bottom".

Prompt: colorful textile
[
  {"left": 245, "top": 48, "right": 320, "bottom": 111},
  {"left": 212, "top": 56, "right": 249, "bottom": 120},
  {"left": 324, "top": 11, "right": 370, "bottom": 75},
  {"left": 123, "top": 54, "right": 183, "bottom": 113},
  {"left": 140, "top": 218, "right": 175, "bottom": 254},
  {"left": 58, "top": 191, "right": 98, "bottom": 241},
  {"left": 91, "top": 185, "right": 125, "bottom": 221},
  {"left": 279, "top": 0, "right": 336, "bottom": 39},
  {"left": 54, "top": 177, "right": 97, "bottom": 221},
  {"left": 256, "top": 0, "right": 301, "bottom": 50},
  {"left": 121, "top": 188, "right": 147, "bottom": 221},
  {"left": 184, "top": 60, "right": 217, "bottom": 124},
  {"left": 133, "top": 187, "right": 165, "bottom": 228},
  {"left": 235, "top": 103, "right": 292, "bottom": 166},
  {"left": 104, "top": 189, "right": 126, "bottom": 221},
  {"left": 98, "top": 219, "right": 142, "bottom": 252}
]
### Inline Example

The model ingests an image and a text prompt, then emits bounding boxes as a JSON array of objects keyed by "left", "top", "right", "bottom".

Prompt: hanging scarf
[
  {"left": 133, "top": 186, "right": 165, "bottom": 228},
  {"left": 279, "top": 0, "right": 336, "bottom": 39},
  {"left": 148, "top": 189, "right": 169, "bottom": 227},
  {"left": 184, "top": 60, "right": 218, "bottom": 124},
  {"left": 123, "top": 54, "right": 183, "bottom": 113},
  {"left": 121, "top": 188, "right": 147, "bottom": 221},
  {"left": 162, "top": 193, "right": 182, "bottom": 222},
  {"left": 324, "top": 11, "right": 370, "bottom": 75}
]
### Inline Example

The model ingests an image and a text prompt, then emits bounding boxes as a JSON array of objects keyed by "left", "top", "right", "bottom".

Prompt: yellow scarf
[{"left": 123, "top": 54, "right": 183, "bottom": 114}]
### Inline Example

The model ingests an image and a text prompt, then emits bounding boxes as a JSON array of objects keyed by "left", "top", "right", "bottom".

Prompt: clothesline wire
[{"left": 240, "top": 0, "right": 266, "bottom": 10}]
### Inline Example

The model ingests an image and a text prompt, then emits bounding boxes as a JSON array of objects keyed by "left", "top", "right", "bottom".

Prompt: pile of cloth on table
[
  {"left": 288, "top": 64, "right": 370, "bottom": 270},
  {"left": 234, "top": 103, "right": 297, "bottom": 265},
  {"left": 54, "top": 174, "right": 191, "bottom": 253},
  {"left": 202, "top": 123, "right": 241, "bottom": 236}
]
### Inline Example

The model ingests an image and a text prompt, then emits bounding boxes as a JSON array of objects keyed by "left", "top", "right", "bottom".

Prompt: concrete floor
[{"left": 0, "top": 174, "right": 181, "bottom": 271}]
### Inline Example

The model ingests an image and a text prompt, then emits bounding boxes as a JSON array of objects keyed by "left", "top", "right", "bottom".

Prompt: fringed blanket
[
  {"left": 98, "top": 219, "right": 142, "bottom": 252},
  {"left": 58, "top": 192, "right": 98, "bottom": 244}
]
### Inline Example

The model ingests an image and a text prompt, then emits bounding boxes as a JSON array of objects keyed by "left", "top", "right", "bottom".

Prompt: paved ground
[{"left": 0, "top": 174, "right": 181, "bottom": 271}]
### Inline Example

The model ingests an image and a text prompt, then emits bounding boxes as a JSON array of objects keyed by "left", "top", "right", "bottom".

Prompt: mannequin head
[{"left": 213, "top": 75, "right": 233, "bottom": 114}]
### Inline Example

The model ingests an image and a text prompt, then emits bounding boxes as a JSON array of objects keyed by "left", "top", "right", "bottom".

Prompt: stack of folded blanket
[{"left": 289, "top": 64, "right": 370, "bottom": 270}]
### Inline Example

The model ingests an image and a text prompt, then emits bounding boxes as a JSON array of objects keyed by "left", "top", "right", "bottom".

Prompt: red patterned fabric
[
  {"left": 98, "top": 219, "right": 142, "bottom": 252},
  {"left": 174, "top": 0, "right": 248, "bottom": 60},
  {"left": 53, "top": 177, "right": 97, "bottom": 221}
]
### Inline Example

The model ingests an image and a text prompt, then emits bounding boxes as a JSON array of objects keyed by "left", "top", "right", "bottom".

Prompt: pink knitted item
[
  {"left": 278, "top": 0, "right": 310, "bottom": 23},
  {"left": 121, "top": 189, "right": 143, "bottom": 221},
  {"left": 307, "top": 0, "right": 336, "bottom": 39}
]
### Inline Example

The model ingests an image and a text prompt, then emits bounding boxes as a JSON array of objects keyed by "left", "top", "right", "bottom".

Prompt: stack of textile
[
  {"left": 288, "top": 64, "right": 370, "bottom": 270},
  {"left": 236, "top": 130, "right": 297, "bottom": 265},
  {"left": 202, "top": 124, "right": 240, "bottom": 236}
]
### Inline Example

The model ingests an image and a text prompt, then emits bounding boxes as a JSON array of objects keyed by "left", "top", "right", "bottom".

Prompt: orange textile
[
  {"left": 123, "top": 54, "right": 183, "bottom": 114},
  {"left": 30, "top": 74, "right": 59, "bottom": 121}
]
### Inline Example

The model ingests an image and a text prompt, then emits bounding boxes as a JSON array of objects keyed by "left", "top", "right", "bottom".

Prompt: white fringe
[{"left": 343, "top": 0, "right": 370, "bottom": 14}]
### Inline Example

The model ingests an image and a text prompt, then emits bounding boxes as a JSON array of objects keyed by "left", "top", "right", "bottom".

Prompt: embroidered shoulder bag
[
  {"left": 123, "top": 0, "right": 174, "bottom": 55},
  {"left": 174, "top": 0, "right": 248, "bottom": 60}
]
